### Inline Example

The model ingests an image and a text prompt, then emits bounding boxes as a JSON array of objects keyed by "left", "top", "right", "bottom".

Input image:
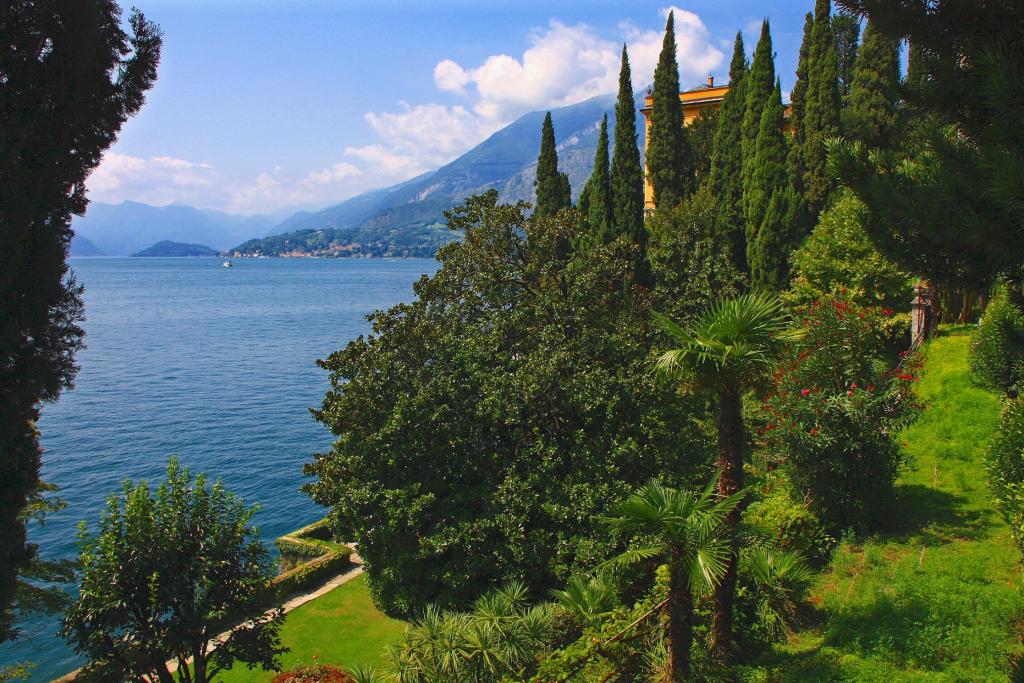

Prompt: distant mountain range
[
  {"left": 73, "top": 92, "right": 645, "bottom": 259},
  {"left": 131, "top": 240, "right": 219, "bottom": 257},
  {"left": 70, "top": 234, "right": 106, "bottom": 256}
]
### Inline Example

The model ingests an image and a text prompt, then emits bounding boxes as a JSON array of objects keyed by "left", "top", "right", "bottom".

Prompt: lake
[{"left": 0, "top": 256, "right": 437, "bottom": 681}]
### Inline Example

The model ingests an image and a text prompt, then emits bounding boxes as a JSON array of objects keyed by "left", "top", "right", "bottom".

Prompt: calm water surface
[{"left": 0, "top": 257, "right": 436, "bottom": 681}]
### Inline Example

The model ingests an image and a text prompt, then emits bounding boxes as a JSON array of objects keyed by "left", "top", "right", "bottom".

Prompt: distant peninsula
[
  {"left": 131, "top": 240, "right": 220, "bottom": 257},
  {"left": 228, "top": 225, "right": 457, "bottom": 259}
]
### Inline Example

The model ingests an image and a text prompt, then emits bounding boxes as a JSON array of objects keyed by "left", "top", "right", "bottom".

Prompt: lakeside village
[{"left": 5, "top": 0, "right": 1024, "bottom": 682}]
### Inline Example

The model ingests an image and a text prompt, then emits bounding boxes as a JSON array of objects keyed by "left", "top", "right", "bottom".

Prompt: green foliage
[
  {"left": 736, "top": 548, "right": 814, "bottom": 645},
  {"left": 275, "top": 518, "right": 350, "bottom": 565},
  {"left": 832, "top": 9, "right": 860, "bottom": 100},
  {"left": 750, "top": 186, "right": 802, "bottom": 292},
  {"left": 800, "top": 0, "right": 842, "bottom": 217},
  {"left": 785, "top": 191, "right": 913, "bottom": 340},
  {"left": 744, "top": 81, "right": 789, "bottom": 279},
  {"left": 647, "top": 186, "right": 742, "bottom": 323},
  {"left": 987, "top": 396, "right": 1024, "bottom": 559},
  {"left": 969, "top": 287, "right": 1024, "bottom": 395},
  {"left": 786, "top": 12, "right": 813, "bottom": 198},
  {"left": 271, "top": 552, "right": 353, "bottom": 600},
  {"left": 601, "top": 474, "right": 743, "bottom": 681},
  {"left": 304, "top": 191, "right": 713, "bottom": 617},
  {"left": 387, "top": 582, "right": 558, "bottom": 682},
  {"left": 62, "top": 458, "right": 285, "bottom": 682},
  {"left": 534, "top": 112, "right": 570, "bottom": 217},
  {"left": 843, "top": 21, "right": 901, "bottom": 148},
  {"left": 758, "top": 294, "right": 922, "bottom": 530},
  {"left": 741, "top": 21, "right": 776, "bottom": 192},
  {"left": 688, "top": 108, "right": 718, "bottom": 184},
  {"left": 609, "top": 46, "right": 648, "bottom": 284},
  {"left": 550, "top": 574, "right": 617, "bottom": 628},
  {"left": 0, "top": 0, "right": 161, "bottom": 642},
  {"left": 742, "top": 482, "right": 835, "bottom": 565},
  {"left": 830, "top": 0, "right": 1024, "bottom": 290},
  {"left": 585, "top": 115, "right": 612, "bottom": 236},
  {"left": 231, "top": 224, "right": 457, "bottom": 259},
  {"left": 646, "top": 11, "right": 694, "bottom": 208},
  {"left": 708, "top": 32, "right": 749, "bottom": 273}
]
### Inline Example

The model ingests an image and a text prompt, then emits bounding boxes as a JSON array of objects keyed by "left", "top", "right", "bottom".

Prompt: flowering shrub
[{"left": 757, "top": 292, "right": 923, "bottom": 530}]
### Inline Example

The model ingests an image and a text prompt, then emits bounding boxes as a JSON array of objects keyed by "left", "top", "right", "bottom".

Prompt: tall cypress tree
[
  {"left": 609, "top": 44, "right": 648, "bottom": 286},
  {"left": 709, "top": 32, "right": 749, "bottom": 273},
  {"left": 535, "top": 112, "right": 568, "bottom": 216},
  {"left": 801, "top": 0, "right": 841, "bottom": 218},
  {"left": 833, "top": 9, "right": 861, "bottom": 101},
  {"left": 750, "top": 185, "right": 801, "bottom": 290},
  {"left": 787, "top": 12, "right": 814, "bottom": 196},
  {"left": 741, "top": 21, "right": 777, "bottom": 240},
  {"left": 587, "top": 114, "right": 612, "bottom": 235},
  {"left": 844, "top": 21, "right": 901, "bottom": 148},
  {"left": 646, "top": 11, "right": 694, "bottom": 208},
  {"left": 745, "top": 81, "right": 788, "bottom": 268}
]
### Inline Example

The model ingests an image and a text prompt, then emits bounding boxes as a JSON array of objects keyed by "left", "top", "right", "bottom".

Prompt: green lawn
[
  {"left": 755, "top": 328, "right": 1024, "bottom": 681},
  {"left": 219, "top": 573, "right": 406, "bottom": 682}
]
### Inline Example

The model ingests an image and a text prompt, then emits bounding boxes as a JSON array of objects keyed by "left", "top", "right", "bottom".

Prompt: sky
[{"left": 88, "top": 0, "right": 820, "bottom": 216}]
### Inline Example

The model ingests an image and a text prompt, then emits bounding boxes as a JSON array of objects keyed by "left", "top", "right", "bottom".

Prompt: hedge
[{"left": 270, "top": 548, "right": 353, "bottom": 599}]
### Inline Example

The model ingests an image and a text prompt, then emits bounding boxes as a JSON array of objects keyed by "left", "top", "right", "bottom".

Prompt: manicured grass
[
  {"left": 755, "top": 328, "right": 1024, "bottom": 681},
  {"left": 219, "top": 573, "right": 406, "bottom": 682}
]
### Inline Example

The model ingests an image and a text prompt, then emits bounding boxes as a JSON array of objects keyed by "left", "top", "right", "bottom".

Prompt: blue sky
[{"left": 88, "top": 0, "right": 819, "bottom": 215}]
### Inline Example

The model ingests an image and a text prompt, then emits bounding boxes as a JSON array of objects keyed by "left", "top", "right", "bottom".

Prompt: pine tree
[
  {"left": 844, "top": 21, "right": 901, "bottom": 148},
  {"left": 646, "top": 11, "right": 694, "bottom": 208},
  {"left": 534, "top": 112, "right": 568, "bottom": 216},
  {"left": 750, "top": 186, "right": 801, "bottom": 290},
  {"left": 744, "top": 81, "right": 788, "bottom": 268},
  {"left": 833, "top": 9, "right": 861, "bottom": 100},
  {"left": 787, "top": 12, "right": 814, "bottom": 196},
  {"left": 609, "top": 45, "right": 649, "bottom": 285},
  {"left": 708, "top": 32, "right": 749, "bottom": 273},
  {"left": 801, "top": 0, "right": 841, "bottom": 218},
  {"left": 741, "top": 20, "right": 776, "bottom": 197},
  {"left": 587, "top": 114, "right": 613, "bottom": 235}
]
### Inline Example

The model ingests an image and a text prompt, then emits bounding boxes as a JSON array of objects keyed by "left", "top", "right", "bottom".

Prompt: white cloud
[{"left": 434, "top": 59, "right": 470, "bottom": 95}]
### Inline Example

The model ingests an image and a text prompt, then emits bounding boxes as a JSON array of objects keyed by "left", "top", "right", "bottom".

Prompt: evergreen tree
[
  {"left": 741, "top": 19, "right": 776, "bottom": 200},
  {"left": 787, "top": 12, "right": 814, "bottom": 196},
  {"left": 535, "top": 112, "right": 569, "bottom": 216},
  {"left": 559, "top": 172, "right": 572, "bottom": 208},
  {"left": 708, "top": 32, "right": 749, "bottom": 273},
  {"left": 750, "top": 186, "right": 801, "bottom": 290},
  {"left": 587, "top": 114, "right": 613, "bottom": 236},
  {"left": 0, "top": 1, "right": 161, "bottom": 641},
  {"left": 745, "top": 81, "right": 788, "bottom": 269},
  {"left": 689, "top": 109, "right": 719, "bottom": 183},
  {"left": 833, "top": 9, "right": 861, "bottom": 100},
  {"left": 801, "top": 0, "right": 842, "bottom": 218},
  {"left": 609, "top": 45, "right": 649, "bottom": 285},
  {"left": 844, "top": 21, "right": 901, "bottom": 148},
  {"left": 646, "top": 11, "right": 694, "bottom": 208}
]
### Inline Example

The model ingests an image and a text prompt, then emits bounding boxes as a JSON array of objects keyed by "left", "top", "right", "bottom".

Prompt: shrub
[
  {"left": 270, "top": 549, "right": 352, "bottom": 600},
  {"left": 986, "top": 397, "right": 1024, "bottom": 557},
  {"left": 757, "top": 293, "right": 923, "bottom": 530},
  {"left": 742, "top": 480, "right": 835, "bottom": 565},
  {"left": 970, "top": 287, "right": 1024, "bottom": 395},
  {"left": 271, "top": 663, "right": 355, "bottom": 683},
  {"left": 786, "top": 191, "right": 913, "bottom": 342}
]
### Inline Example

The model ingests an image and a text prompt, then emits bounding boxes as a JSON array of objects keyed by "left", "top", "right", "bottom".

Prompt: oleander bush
[
  {"left": 970, "top": 286, "right": 1024, "bottom": 395},
  {"left": 757, "top": 293, "right": 923, "bottom": 530}
]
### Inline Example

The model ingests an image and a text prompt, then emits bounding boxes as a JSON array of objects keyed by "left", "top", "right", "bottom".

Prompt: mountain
[
  {"left": 69, "top": 234, "right": 106, "bottom": 256},
  {"left": 235, "top": 92, "right": 644, "bottom": 257},
  {"left": 72, "top": 201, "right": 277, "bottom": 256},
  {"left": 131, "top": 240, "right": 220, "bottom": 257}
]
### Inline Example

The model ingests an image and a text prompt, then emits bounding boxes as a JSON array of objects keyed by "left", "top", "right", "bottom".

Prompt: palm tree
[
  {"left": 653, "top": 292, "right": 794, "bottom": 659},
  {"left": 551, "top": 573, "right": 617, "bottom": 627},
  {"left": 740, "top": 547, "right": 813, "bottom": 642},
  {"left": 601, "top": 473, "right": 744, "bottom": 681}
]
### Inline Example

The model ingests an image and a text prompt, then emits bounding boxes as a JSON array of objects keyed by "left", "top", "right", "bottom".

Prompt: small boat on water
[{"left": 222, "top": 259, "right": 233, "bottom": 268}]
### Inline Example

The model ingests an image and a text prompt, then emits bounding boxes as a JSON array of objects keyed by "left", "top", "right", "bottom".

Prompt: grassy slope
[
  {"left": 219, "top": 574, "right": 406, "bottom": 682},
  {"left": 758, "top": 329, "right": 1023, "bottom": 681}
]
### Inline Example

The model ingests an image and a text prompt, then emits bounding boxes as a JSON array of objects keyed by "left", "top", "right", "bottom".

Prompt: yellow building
[{"left": 641, "top": 76, "right": 790, "bottom": 211}]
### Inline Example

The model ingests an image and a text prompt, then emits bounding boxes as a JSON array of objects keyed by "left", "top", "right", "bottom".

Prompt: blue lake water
[{"left": 0, "top": 256, "right": 437, "bottom": 681}]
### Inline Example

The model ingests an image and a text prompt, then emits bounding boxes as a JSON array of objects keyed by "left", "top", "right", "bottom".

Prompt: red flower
[
  {"left": 847, "top": 390, "right": 855, "bottom": 397},
  {"left": 801, "top": 388, "right": 811, "bottom": 397},
  {"left": 851, "top": 383, "right": 858, "bottom": 389},
  {"left": 810, "top": 427, "right": 820, "bottom": 436},
  {"left": 882, "top": 308, "right": 894, "bottom": 316}
]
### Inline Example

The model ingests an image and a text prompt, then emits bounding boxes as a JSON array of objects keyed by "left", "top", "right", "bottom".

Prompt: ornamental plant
[{"left": 757, "top": 292, "right": 923, "bottom": 530}]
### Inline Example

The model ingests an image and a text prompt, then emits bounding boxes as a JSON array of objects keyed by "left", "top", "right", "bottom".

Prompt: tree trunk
[
  {"left": 667, "top": 548, "right": 693, "bottom": 681},
  {"left": 711, "top": 384, "right": 743, "bottom": 662}
]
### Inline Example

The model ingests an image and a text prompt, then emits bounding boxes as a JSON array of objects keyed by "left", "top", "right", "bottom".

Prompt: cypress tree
[
  {"left": 535, "top": 112, "right": 568, "bottom": 216},
  {"left": 801, "top": 0, "right": 842, "bottom": 218},
  {"left": 833, "top": 9, "right": 861, "bottom": 100},
  {"left": 745, "top": 80, "right": 788, "bottom": 268},
  {"left": 559, "top": 172, "right": 571, "bottom": 208},
  {"left": 787, "top": 12, "right": 814, "bottom": 196},
  {"left": 587, "top": 114, "right": 612, "bottom": 235},
  {"left": 750, "top": 186, "right": 801, "bottom": 290},
  {"left": 708, "top": 32, "right": 749, "bottom": 273},
  {"left": 741, "top": 19, "right": 776, "bottom": 196},
  {"left": 609, "top": 45, "right": 649, "bottom": 285},
  {"left": 844, "top": 21, "right": 901, "bottom": 148},
  {"left": 646, "top": 11, "right": 694, "bottom": 208}
]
